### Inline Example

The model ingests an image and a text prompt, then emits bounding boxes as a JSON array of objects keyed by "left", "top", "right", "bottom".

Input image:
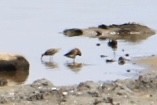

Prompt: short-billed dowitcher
[
  {"left": 41, "top": 48, "right": 60, "bottom": 60},
  {"left": 64, "top": 48, "right": 81, "bottom": 63}
]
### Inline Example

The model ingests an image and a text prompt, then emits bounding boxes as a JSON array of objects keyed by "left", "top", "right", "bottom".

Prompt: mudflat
[{"left": 0, "top": 56, "right": 156, "bottom": 105}]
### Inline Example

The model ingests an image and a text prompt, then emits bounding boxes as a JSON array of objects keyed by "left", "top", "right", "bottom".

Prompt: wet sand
[
  {"left": 134, "top": 55, "right": 157, "bottom": 78},
  {"left": 135, "top": 56, "right": 157, "bottom": 70}
]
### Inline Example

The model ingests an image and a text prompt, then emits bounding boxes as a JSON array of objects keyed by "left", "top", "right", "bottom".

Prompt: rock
[
  {"left": 0, "top": 54, "right": 29, "bottom": 71},
  {"left": 104, "top": 97, "right": 114, "bottom": 104},
  {"left": 118, "top": 57, "right": 125, "bottom": 65},
  {"left": 31, "top": 78, "right": 54, "bottom": 88},
  {"left": 96, "top": 43, "right": 101, "bottom": 46},
  {"left": 0, "top": 54, "right": 29, "bottom": 84},
  {"left": 87, "top": 91, "right": 100, "bottom": 97},
  {"left": 100, "top": 55, "right": 108, "bottom": 58},
  {"left": 63, "top": 28, "right": 83, "bottom": 37},
  {"left": 106, "top": 59, "right": 115, "bottom": 63},
  {"left": 126, "top": 69, "right": 131, "bottom": 72},
  {"left": 77, "top": 81, "right": 99, "bottom": 92},
  {"left": 125, "top": 54, "right": 129, "bottom": 57},
  {"left": 63, "top": 23, "right": 155, "bottom": 42},
  {"left": 98, "top": 24, "right": 108, "bottom": 29}
]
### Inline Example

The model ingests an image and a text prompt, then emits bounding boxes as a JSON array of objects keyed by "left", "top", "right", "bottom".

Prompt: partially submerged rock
[
  {"left": 63, "top": 28, "right": 83, "bottom": 37},
  {"left": 0, "top": 54, "right": 29, "bottom": 70},
  {"left": 31, "top": 78, "right": 54, "bottom": 88},
  {"left": 0, "top": 54, "right": 29, "bottom": 85},
  {"left": 63, "top": 23, "right": 155, "bottom": 41}
]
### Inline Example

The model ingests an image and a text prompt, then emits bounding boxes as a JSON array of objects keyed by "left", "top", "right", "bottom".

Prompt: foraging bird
[
  {"left": 41, "top": 48, "right": 60, "bottom": 60},
  {"left": 108, "top": 39, "right": 117, "bottom": 49},
  {"left": 108, "top": 40, "right": 118, "bottom": 59},
  {"left": 64, "top": 48, "right": 82, "bottom": 63}
]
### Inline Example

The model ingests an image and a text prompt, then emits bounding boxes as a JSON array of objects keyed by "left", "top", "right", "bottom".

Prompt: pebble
[
  {"left": 96, "top": 43, "right": 101, "bottom": 46},
  {"left": 125, "top": 53, "right": 129, "bottom": 57},
  {"left": 100, "top": 55, "right": 108, "bottom": 58},
  {"left": 106, "top": 59, "right": 115, "bottom": 63},
  {"left": 126, "top": 69, "right": 131, "bottom": 72}
]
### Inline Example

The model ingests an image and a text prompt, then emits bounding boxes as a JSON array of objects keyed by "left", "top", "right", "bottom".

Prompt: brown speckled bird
[
  {"left": 64, "top": 48, "right": 81, "bottom": 63},
  {"left": 41, "top": 48, "right": 60, "bottom": 60}
]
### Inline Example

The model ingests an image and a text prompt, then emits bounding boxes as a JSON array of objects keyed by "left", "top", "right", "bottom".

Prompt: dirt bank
[{"left": 0, "top": 56, "right": 157, "bottom": 105}]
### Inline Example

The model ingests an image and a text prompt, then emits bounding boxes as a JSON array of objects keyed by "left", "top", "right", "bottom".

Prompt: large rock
[
  {"left": 0, "top": 54, "right": 29, "bottom": 85},
  {"left": 0, "top": 54, "right": 29, "bottom": 71}
]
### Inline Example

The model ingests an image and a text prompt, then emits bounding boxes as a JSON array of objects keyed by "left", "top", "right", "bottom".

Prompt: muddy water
[{"left": 0, "top": 0, "right": 157, "bottom": 86}]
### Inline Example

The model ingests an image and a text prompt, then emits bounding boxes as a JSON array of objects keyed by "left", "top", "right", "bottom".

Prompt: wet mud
[{"left": 0, "top": 68, "right": 157, "bottom": 105}]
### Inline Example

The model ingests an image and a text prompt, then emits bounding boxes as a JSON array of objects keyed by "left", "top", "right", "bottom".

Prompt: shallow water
[{"left": 0, "top": 0, "right": 157, "bottom": 86}]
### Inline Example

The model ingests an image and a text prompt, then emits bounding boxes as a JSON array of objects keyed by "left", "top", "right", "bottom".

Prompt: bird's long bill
[
  {"left": 78, "top": 52, "right": 82, "bottom": 56},
  {"left": 64, "top": 53, "right": 68, "bottom": 57},
  {"left": 41, "top": 54, "right": 44, "bottom": 59},
  {"left": 73, "top": 58, "right": 76, "bottom": 64}
]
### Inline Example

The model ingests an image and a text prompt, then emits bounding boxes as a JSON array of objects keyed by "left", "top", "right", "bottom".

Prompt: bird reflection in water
[
  {"left": 0, "top": 68, "right": 29, "bottom": 86},
  {"left": 65, "top": 62, "right": 83, "bottom": 73},
  {"left": 41, "top": 60, "right": 58, "bottom": 69}
]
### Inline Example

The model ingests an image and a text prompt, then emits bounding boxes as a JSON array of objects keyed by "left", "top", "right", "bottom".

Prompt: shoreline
[
  {"left": 133, "top": 55, "right": 157, "bottom": 77},
  {"left": 0, "top": 56, "right": 157, "bottom": 105}
]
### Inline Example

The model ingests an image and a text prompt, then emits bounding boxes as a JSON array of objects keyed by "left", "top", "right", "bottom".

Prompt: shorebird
[
  {"left": 108, "top": 40, "right": 118, "bottom": 59},
  {"left": 108, "top": 39, "right": 117, "bottom": 49},
  {"left": 64, "top": 48, "right": 82, "bottom": 63},
  {"left": 41, "top": 48, "right": 60, "bottom": 60}
]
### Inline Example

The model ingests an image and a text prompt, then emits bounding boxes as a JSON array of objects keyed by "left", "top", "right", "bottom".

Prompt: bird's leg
[
  {"left": 113, "top": 50, "right": 116, "bottom": 60},
  {"left": 73, "top": 58, "right": 76, "bottom": 64},
  {"left": 49, "top": 56, "right": 53, "bottom": 62},
  {"left": 40, "top": 56, "right": 43, "bottom": 61},
  {"left": 113, "top": 49, "right": 116, "bottom": 60}
]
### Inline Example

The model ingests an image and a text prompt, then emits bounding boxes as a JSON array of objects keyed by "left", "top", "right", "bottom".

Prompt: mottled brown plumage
[
  {"left": 41, "top": 48, "right": 60, "bottom": 59},
  {"left": 64, "top": 48, "right": 81, "bottom": 63}
]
